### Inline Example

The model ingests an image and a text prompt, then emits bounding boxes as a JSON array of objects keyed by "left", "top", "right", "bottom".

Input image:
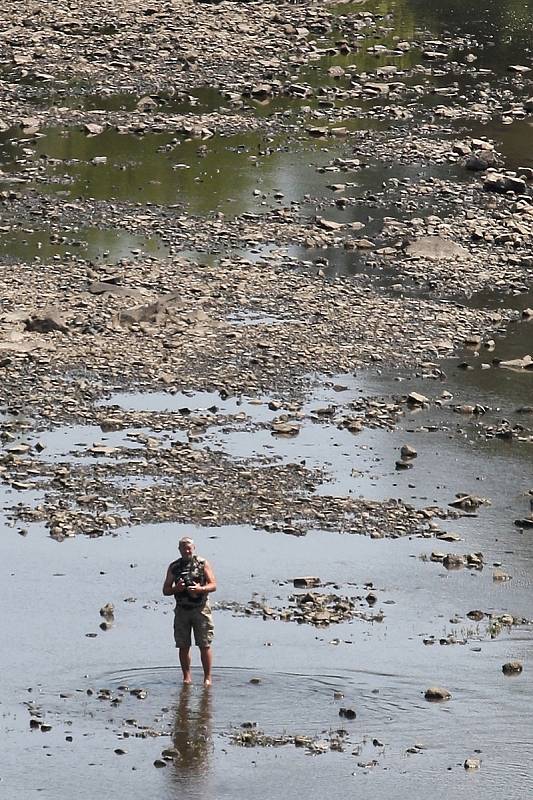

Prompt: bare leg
[
  {"left": 179, "top": 647, "right": 192, "bottom": 684},
  {"left": 200, "top": 647, "right": 212, "bottom": 686}
]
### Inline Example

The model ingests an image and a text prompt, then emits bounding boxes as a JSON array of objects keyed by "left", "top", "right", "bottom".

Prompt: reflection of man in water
[
  {"left": 163, "top": 537, "right": 217, "bottom": 686},
  {"left": 172, "top": 684, "right": 212, "bottom": 779}
]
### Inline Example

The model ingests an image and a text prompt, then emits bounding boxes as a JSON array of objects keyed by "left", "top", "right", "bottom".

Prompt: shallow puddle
[
  {"left": 405, "top": 0, "right": 533, "bottom": 73},
  {"left": 457, "top": 117, "right": 533, "bottom": 170},
  {"left": 103, "top": 389, "right": 269, "bottom": 417},
  {"left": 28, "top": 424, "right": 173, "bottom": 462},
  {"left": 39, "top": 86, "right": 233, "bottom": 115},
  {"left": 0, "top": 226, "right": 167, "bottom": 264},
  {"left": 0, "top": 122, "right": 387, "bottom": 213}
]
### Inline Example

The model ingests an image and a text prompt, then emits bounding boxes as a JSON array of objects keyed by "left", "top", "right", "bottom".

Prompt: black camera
[{"left": 180, "top": 573, "right": 195, "bottom": 588}]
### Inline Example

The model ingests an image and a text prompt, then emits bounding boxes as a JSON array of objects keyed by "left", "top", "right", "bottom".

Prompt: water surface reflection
[{"left": 170, "top": 685, "right": 213, "bottom": 793}]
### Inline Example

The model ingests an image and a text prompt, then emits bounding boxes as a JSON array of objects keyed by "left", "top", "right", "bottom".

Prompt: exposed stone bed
[
  {"left": 216, "top": 589, "right": 385, "bottom": 625},
  {"left": 1, "top": 0, "right": 532, "bottom": 547},
  {"left": 1, "top": 126, "right": 533, "bottom": 299}
]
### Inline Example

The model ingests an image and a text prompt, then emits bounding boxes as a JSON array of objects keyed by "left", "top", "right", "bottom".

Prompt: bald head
[{"left": 178, "top": 537, "right": 195, "bottom": 560}]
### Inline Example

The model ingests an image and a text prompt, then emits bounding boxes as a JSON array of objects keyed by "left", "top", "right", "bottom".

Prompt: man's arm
[
  {"left": 162, "top": 565, "right": 185, "bottom": 596},
  {"left": 203, "top": 561, "right": 217, "bottom": 594}
]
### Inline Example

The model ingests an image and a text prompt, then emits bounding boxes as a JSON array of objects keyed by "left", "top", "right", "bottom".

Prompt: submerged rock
[{"left": 492, "top": 570, "right": 512, "bottom": 582}]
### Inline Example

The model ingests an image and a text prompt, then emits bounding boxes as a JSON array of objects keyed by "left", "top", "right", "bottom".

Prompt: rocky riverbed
[{"left": 1, "top": 0, "right": 533, "bottom": 798}]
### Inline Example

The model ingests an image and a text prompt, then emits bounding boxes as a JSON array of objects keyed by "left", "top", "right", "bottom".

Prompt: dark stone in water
[
  {"left": 395, "top": 460, "right": 412, "bottom": 470},
  {"left": 514, "top": 519, "right": 533, "bottom": 528},
  {"left": 293, "top": 576, "right": 321, "bottom": 587},
  {"left": 339, "top": 707, "right": 356, "bottom": 719},
  {"left": 502, "top": 661, "right": 523, "bottom": 675}
]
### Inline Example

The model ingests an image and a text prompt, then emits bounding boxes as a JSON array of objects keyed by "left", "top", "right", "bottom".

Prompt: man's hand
[{"left": 187, "top": 583, "right": 204, "bottom": 597}]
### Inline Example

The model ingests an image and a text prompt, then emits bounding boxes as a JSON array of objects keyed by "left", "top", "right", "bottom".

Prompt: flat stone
[
  {"left": 83, "top": 123, "right": 105, "bottom": 136},
  {"left": 316, "top": 217, "right": 344, "bottom": 231},
  {"left": 405, "top": 236, "right": 468, "bottom": 261},
  {"left": 407, "top": 392, "right": 429, "bottom": 406},
  {"left": 498, "top": 355, "right": 533, "bottom": 370}
]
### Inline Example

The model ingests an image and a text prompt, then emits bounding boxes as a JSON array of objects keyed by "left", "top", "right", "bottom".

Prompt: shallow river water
[{"left": 1, "top": 0, "right": 533, "bottom": 798}]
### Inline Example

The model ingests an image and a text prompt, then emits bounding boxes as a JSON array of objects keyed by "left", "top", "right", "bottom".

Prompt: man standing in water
[{"left": 163, "top": 537, "right": 216, "bottom": 686}]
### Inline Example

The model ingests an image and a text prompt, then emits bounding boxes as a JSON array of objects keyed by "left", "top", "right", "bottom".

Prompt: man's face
[{"left": 179, "top": 540, "right": 195, "bottom": 560}]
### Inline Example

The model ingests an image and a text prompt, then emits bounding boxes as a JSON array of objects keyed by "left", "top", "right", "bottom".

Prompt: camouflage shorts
[{"left": 173, "top": 604, "right": 214, "bottom": 648}]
